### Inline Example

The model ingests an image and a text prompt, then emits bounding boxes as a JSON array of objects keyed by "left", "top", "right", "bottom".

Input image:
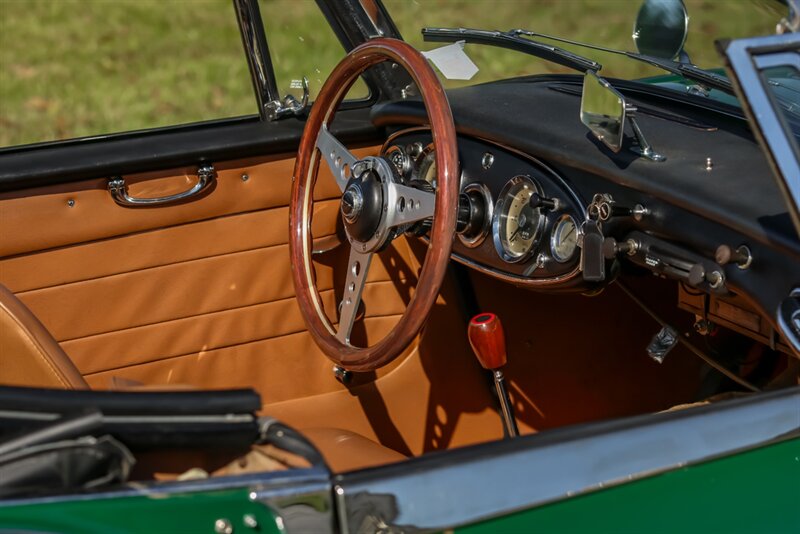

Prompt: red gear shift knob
[{"left": 468, "top": 313, "right": 507, "bottom": 370}]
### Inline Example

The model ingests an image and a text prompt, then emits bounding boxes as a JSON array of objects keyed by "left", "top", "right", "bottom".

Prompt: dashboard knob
[
  {"left": 687, "top": 264, "right": 706, "bottom": 286},
  {"left": 529, "top": 192, "right": 557, "bottom": 212},
  {"left": 688, "top": 263, "right": 725, "bottom": 289},
  {"left": 602, "top": 237, "right": 637, "bottom": 259},
  {"left": 715, "top": 244, "right": 752, "bottom": 269}
]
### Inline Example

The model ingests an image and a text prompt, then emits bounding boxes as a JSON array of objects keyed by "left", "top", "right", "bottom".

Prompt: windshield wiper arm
[
  {"left": 632, "top": 54, "right": 733, "bottom": 94},
  {"left": 423, "top": 27, "right": 733, "bottom": 95},
  {"left": 422, "top": 27, "right": 602, "bottom": 74},
  {"left": 509, "top": 28, "right": 733, "bottom": 95}
]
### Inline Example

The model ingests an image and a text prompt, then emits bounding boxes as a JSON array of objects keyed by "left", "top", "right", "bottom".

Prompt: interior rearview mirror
[
  {"left": 633, "top": 0, "right": 689, "bottom": 60},
  {"left": 580, "top": 71, "right": 626, "bottom": 153}
]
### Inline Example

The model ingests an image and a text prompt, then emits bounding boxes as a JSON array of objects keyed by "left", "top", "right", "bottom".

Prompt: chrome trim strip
[
  {"left": 336, "top": 388, "right": 800, "bottom": 533},
  {"left": 379, "top": 126, "right": 431, "bottom": 154},
  {"left": 0, "top": 466, "right": 330, "bottom": 509},
  {"left": 100, "top": 414, "right": 253, "bottom": 424},
  {"left": 0, "top": 411, "right": 254, "bottom": 425},
  {"left": 233, "top": 0, "right": 281, "bottom": 121},
  {"left": 450, "top": 251, "right": 582, "bottom": 286}
]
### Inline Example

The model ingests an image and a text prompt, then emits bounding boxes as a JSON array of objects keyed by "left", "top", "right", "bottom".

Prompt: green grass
[
  {"left": 1, "top": 0, "right": 255, "bottom": 146},
  {"left": 0, "top": 0, "right": 782, "bottom": 147},
  {"left": 387, "top": 0, "right": 780, "bottom": 88}
]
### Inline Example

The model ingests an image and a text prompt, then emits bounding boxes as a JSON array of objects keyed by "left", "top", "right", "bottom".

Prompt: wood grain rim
[{"left": 289, "top": 38, "right": 458, "bottom": 371}]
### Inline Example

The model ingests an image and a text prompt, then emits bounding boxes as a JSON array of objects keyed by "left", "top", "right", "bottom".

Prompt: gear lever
[{"left": 468, "top": 313, "right": 519, "bottom": 437}]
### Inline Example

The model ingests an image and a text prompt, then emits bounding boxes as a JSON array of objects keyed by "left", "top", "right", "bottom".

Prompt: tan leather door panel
[{"left": 0, "top": 147, "right": 417, "bottom": 401}]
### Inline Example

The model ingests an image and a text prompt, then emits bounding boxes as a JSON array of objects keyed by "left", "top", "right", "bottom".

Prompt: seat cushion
[
  {"left": 302, "top": 427, "right": 407, "bottom": 472},
  {"left": 0, "top": 284, "right": 87, "bottom": 389}
]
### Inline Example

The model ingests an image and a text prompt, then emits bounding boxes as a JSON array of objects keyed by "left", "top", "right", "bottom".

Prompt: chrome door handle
[{"left": 108, "top": 165, "right": 215, "bottom": 207}]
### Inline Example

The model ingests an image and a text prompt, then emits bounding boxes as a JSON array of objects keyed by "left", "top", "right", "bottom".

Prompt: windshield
[{"left": 383, "top": 0, "right": 783, "bottom": 89}]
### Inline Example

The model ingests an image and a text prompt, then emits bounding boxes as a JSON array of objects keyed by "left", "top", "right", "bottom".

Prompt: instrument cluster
[{"left": 382, "top": 129, "right": 586, "bottom": 290}]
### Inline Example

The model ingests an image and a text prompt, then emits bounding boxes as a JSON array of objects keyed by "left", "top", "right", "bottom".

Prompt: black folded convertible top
[
  {"left": 0, "top": 385, "right": 262, "bottom": 450},
  {"left": 0, "top": 385, "right": 260, "bottom": 415}
]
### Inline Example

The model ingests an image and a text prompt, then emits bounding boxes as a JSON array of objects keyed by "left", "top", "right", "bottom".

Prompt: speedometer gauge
[{"left": 492, "top": 176, "right": 545, "bottom": 263}]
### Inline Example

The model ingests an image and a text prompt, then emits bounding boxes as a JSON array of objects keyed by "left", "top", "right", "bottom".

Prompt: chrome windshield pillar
[{"left": 232, "top": 0, "right": 281, "bottom": 121}]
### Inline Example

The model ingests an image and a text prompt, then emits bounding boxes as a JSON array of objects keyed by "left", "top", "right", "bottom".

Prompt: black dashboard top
[
  {"left": 372, "top": 74, "right": 800, "bottom": 339},
  {"left": 372, "top": 74, "right": 799, "bottom": 257}
]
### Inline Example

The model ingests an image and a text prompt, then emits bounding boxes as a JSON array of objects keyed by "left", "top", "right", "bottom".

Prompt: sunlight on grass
[
  {"left": 1, "top": 0, "right": 255, "bottom": 146},
  {"left": 0, "top": 0, "right": 782, "bottom": 147},
  {"left": 386, "top": 0, "right": 778, "bottom": 88}
]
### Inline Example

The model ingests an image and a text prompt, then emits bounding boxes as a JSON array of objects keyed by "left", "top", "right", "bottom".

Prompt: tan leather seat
[
  {"left": 0, "top": 283, "right": 402, "bottom": 472},
  {"left": 302, "top": 427, "right": 406, "bottom": 472},
  {"left": 0, "top": 284, "right": 88, "bottom": 390}
]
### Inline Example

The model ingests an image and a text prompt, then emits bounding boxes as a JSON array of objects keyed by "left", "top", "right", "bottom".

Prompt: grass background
[{"left": 0, "top": 0, "right": 782, "bottom": 147}]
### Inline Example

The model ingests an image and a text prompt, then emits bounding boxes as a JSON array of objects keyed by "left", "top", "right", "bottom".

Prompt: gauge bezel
[
  {"left": 550, "top": 213, "right": 579, "bottom": 263},
  {"left": 385, "top": 145, "right": 410, "bottom": 177},
  {"left": 458, "top": 182, "right": 494, "bottom": 248},
  {"left": 492, "top": 175, "right": 545, "bottom": 264}
]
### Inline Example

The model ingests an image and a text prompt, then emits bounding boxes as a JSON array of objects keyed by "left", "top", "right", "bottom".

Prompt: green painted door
[
  {"left": 0, "top": 488, "right": 282, "bottom": 534},
  {"left": 458, "top": 438, "right": 800, "bottom": 533}
]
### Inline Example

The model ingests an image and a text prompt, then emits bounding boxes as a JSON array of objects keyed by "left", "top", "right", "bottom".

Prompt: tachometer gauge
[
  {"left": 550, "top": 214, "right": 578, "bottom": 263},
  {"left": 492, "top": 176, "right": 545, "bottom": 263}
]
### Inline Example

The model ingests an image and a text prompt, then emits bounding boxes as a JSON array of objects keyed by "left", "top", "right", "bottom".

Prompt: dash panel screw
[{"left": 481, "top": 152, "right": 494, "bottom": 170}]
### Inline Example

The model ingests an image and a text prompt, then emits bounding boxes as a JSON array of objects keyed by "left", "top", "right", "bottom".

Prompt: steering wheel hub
[
  {"left": 341, "top": 184, "right": 363, "bottom": 223},
  {"left": 341, "top": 165, "right": 384, "bottom": 243}
]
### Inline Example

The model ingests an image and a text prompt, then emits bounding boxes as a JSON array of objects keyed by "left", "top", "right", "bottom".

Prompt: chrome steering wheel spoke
[
  {"left": 316, "top": 125, "right": 358, "bottom": 192},
  {"left": 336, "top": 247, "right": 373, "bottom": 345},
  {"left": 385, "top": 182, "right": 436, "bottom": 228}
]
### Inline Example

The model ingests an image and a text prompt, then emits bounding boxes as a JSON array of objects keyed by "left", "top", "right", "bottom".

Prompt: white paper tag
[{"left": 421, "top": 41, "right": 479, "bottom": 81}]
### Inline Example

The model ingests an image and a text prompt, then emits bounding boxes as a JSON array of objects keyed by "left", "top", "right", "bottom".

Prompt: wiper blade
[
  {"left": 633, "top": 54, "right": 733, "bottom": 94},
  {"left": 510, "top": 28, "right": 734, "bottom": 95},
  {"left": 422, "top": 27, "right": 602, "bottom": 74}
]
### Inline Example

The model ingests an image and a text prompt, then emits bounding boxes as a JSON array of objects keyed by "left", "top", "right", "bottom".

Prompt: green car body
[{"left": 1, "top": 436, "right": 797, "bottom": 533}]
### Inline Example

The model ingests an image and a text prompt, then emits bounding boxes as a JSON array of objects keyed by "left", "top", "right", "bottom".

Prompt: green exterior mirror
[
  {"left": 632, "top": 0, "right": 689, "bottom": 60},
  {"left": 580, "top": 71, "right": 626, "bottom": 153}
]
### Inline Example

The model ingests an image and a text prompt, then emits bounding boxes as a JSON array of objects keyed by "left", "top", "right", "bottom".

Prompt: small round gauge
[
  {"left": 550, "top": 214, "right": 578, "bottom": 263},
  {"left": 492, "top": 176, "right": 545, "bottom": 263},
  {"left": 385, "top": 145, "right": 410, "bottom": 177}
]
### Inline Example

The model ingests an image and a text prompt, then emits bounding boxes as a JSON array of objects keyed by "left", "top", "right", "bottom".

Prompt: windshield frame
[{"left": 722, "top": 32, "right": 800, "bottom": 235}]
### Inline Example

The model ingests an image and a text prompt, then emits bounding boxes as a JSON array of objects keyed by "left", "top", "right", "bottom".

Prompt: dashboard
[
  {"left": 382, "top": 129, "right": 586, "bottom": 290},
  {"left": 373, "top": 74, "right": 800, "bottom": 356}
]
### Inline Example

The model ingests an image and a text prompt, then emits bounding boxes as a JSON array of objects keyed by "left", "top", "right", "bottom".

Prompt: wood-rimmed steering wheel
[{"left": 289, "top": 38, "right": 458, "bottom": 372}]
